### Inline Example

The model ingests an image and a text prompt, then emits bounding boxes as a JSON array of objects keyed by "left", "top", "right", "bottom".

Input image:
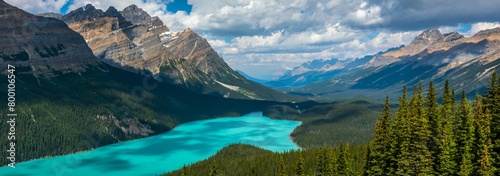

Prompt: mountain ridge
[
  {"left": 266, "top": 46, "right": 404, "bottom": 88},
  {"left": 60, "top": 4, "right": 295, "bottom": 101},
  {"left": 0, "top": 0, "right": 98, "bottom": 76},
  {"left": 273, "top": 27, "right": 500, "bottom": 100}
]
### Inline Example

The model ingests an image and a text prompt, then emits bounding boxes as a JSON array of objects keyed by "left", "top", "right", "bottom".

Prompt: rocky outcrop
[
  {"left": 409, "top": 29, "right": 444, "bottom": 45},
  {"left": 443, "top": 32, "right": 464, "bottom": 42},
  {"left": 162, "top": 28, "right": 237, "bottom": 78},
  {"left": 103, "top": 6, "right": 132, "bottom": 29},
  {"left": 62, "top": 4, "right": 170, "bottom": 75},
  {"left": 120, "top": 5, "right": 164, "bottom": 27},
  {"left": 60, "top": 4, "right": 104, "bottom": 23},
  {"left": 0, "top": 0, "right": 98, "bottom": 76},
  {"left": 97, "top": 114, "right": 154, "bottom": 138}
]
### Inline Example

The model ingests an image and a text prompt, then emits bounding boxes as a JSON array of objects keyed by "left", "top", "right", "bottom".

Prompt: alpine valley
[
  {"left": 0, "top": 0, "right": 304, "bottom": 165},
  {"left": 1, "top": 0, "right": 500, "bottom": 176},
  {"left": 0, "top": 0, "right": 377, "bottom": 171}
]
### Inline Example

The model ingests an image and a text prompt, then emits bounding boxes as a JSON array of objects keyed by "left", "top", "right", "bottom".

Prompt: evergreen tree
[
  {"left": 474, "top": 99, "right": 496, "bottom": 176},
  {"left": 295, "top": 150, "right": 305, "bottom": 176},
  {"left": 315, "top": 147, "right": 334, "bottom": 176},
  {"left": 337, "top": 143, "right": 352, "bottom": 176},
  {"left": 315, "top": 148, "right": 326, "bottom": 175},
  {"left": 427, "top": 80, "right": 441, "bottom": 173},
  {"left": 278, "top": 155, "right": 288, "bottom": 176},
  {"left": 363, "top": 142, "right": 373, "bottom": 176},
  {"left": 443, "top": 80, "right": 452, "bottom": 105},
  {"left": 408, "top": 83, "right": 434, "bottom": 175},
  {"left": 451, "top": 88, "right": 456, "bottom": 107},
  {"left": 209, "top": 160, "right": 218, "bottom": 176},
  {"left": 457, "top": 90, "right": 475, "bottom": 176},
  {"left": 392, "top": 85, "right": 411, "bottom": 175},
  {"left": 437, "top": 105, "right": 457, "bottom": 176},
  {"left": 429, "top": 80, "right": 457, "bottom": 175},
  {"left": 181, "top": 165, "right": 187, "bottom": 176},
  {"left": 325, "top": 148, "right": 334, "bottom": 175},
  {"left": 365, "top": 96, "right": 392, "bottom": 175},
  {"left": 485, "top": 71, "right": 500, "bottom": 174}
]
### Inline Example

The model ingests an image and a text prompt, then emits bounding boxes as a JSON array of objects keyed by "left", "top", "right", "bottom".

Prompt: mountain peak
[
  {"left": 423, "top": 28, "right": 442, "bottom": 35},
  {"left": 103, "top": 6, "right": 132, "bottom": 29},
  {"left": 410, "top": 29, "right": 443, "bottom": 45},
  {"left": 83, "top": 4, "right": 96, "bottom": 11},
  {"left": 123, "top": 4, "right": 139, "bottom": 11},
  {"left": 61, "top": 4, "right": 103, "bottom": 23},
  {"left": 104, "top": 6, "right": 118, "bottom": 14},
  {"left": 184, "top": 28, "right": 194, "bottom": 33},
  {"left": 120, "top": 4, "right": 152, "bottom": 25},
  {"left": 443, "top": 32, "right": 464, "bottom": 42}
]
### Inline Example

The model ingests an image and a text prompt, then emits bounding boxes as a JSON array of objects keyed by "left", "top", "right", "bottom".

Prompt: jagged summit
[
  {"left": 119, "top": 4, "right": 165, "bottom": 27},
  {"left": 410, "top": 29, "right": 443, "bottom": 45},
  {"left": 61, "top": 4, "right": 103, "bottom": 23},
  {"left": 103, "top": 6, "right": 132, "bottom": 28},
  {"left": 61, "top": 4, "right": 165, "bottom": 29},
  {"left": 104, "top": 6, "right": 119, "bottom": 16},
  {"left": 120, "top": 4, "right": 154, "bottom": 25},
  {"left": 442, "top": 32, "right": 464, "bottom": 42}
]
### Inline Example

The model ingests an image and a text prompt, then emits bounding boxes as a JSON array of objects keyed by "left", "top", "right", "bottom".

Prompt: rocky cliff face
[
  {"left": 0, "top": 0, "right": 98, "bottom": 76},
  {"left": 162, "top": 28, "right": 238, "bottom": 78},
  {"left": 62, "top": 4, "right": 292, "bottom": 100},
  {"left": 63, "top": 5, "right": 167, "bottom": 74}
]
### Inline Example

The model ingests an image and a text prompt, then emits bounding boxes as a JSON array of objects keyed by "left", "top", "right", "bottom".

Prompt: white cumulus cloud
[
  {"left": 6, "top": 0, "right": 500, "bottom": 79},
  {"left": 466, "top": 22, "right": 500, "bottom": 37},
  {"left": 5, "top": 0, "right": 67, "bottom": 14}
]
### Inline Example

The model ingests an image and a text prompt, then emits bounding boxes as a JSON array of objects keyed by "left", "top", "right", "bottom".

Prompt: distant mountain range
[
  {"left": 266, "top": 58, "right": 357, "bottom": 88},
  {"left": 263, "top": 46, "right": 403, "bottom": 88},
  {"left": 264, "top": 28, "right": 500, "bottom": 100}
]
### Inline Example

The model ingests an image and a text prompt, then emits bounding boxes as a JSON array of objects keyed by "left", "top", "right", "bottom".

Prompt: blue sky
[
  {"left": 166, "top": 0, "right": 192, "bottom": 14},
  {"left": 6, "top": 0, "right": 500, "bottom": 80}
]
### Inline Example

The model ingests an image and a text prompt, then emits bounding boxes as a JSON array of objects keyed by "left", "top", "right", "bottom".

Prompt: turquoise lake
[{"left": 0, "top": 112, "right": 301, "bottom": 176}]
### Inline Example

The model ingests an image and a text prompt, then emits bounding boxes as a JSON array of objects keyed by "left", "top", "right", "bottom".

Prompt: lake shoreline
[
  {"left": 0, "top": 112, "right": 301, "bottom": 175},
  {"left": 289, "top": 121, "right": 303, "bottom": 149}
]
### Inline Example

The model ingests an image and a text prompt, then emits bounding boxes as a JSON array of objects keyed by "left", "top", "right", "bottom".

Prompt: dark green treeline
[
  {"left": 364, "top": 75, "right": 500, "bottom": 175},
  {"left": 164, "top": 143, "right": 366, "bottom": 176}
]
